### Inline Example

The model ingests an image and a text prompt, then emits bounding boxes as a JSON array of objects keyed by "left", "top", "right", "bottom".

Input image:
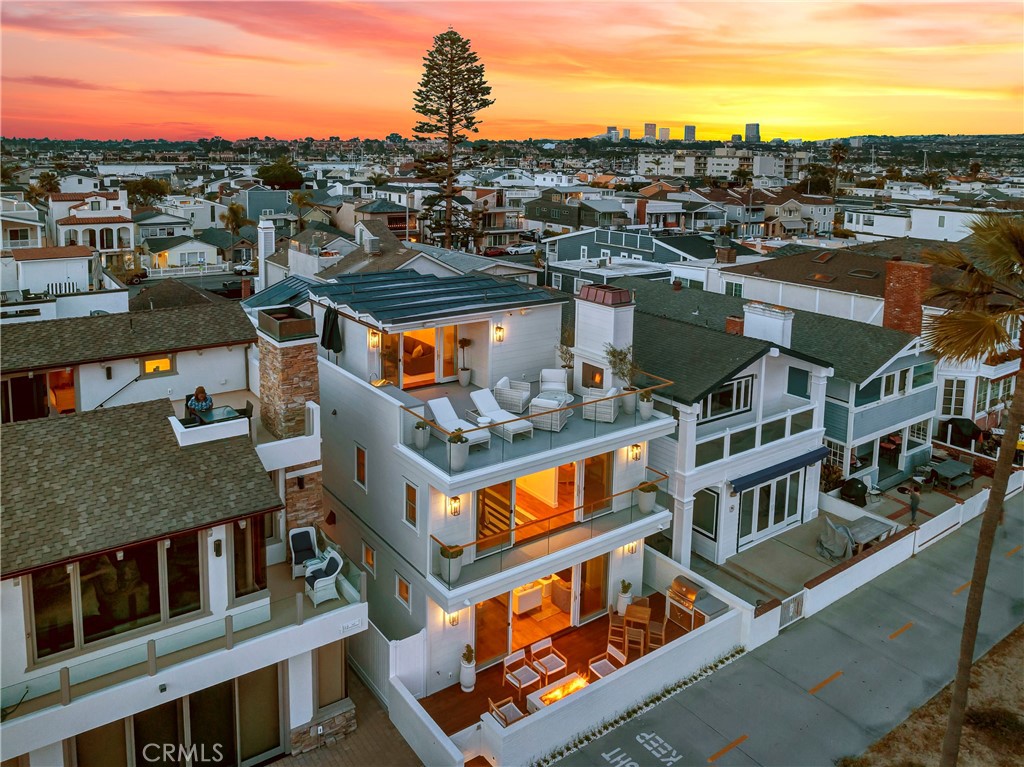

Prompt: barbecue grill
[{"left": 667, "top": 575, "right": 728, "bottom": 631}]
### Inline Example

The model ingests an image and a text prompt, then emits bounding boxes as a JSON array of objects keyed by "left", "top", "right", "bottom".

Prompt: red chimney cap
[{"left": 578, "top": 284, "right": 633, "bottom": 306}]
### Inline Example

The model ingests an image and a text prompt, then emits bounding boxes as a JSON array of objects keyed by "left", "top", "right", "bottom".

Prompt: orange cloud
[{"left": 1, "top": 0, "right": 1021, "bottom": 140}]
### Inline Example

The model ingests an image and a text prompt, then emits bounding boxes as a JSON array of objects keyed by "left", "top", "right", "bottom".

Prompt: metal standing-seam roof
[{"left": 0, "top": 399, "right": 282, "bottom": 577}]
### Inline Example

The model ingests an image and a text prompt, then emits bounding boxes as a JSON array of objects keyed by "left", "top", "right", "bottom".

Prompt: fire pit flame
[{"left": 540, "top": 674, "right": 589, "bottom": 705}]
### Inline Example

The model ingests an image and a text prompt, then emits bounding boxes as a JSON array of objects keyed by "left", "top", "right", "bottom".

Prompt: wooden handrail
[{"left": 430, "top": 467, "right": 669, "bottom": 553}]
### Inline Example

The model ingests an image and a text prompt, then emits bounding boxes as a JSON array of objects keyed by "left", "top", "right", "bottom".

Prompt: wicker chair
[
  {"left": 304, "top": 550, "right": 343, "bottom": 607},
  {"left": 493, "top": 376, "right": 531, "bottom": 413},
  {"left": 582, "top": 387, "right": 620, "bottom": 423},
  {"left": 539, "top": 368, "right": 568, "bottom": 393}
]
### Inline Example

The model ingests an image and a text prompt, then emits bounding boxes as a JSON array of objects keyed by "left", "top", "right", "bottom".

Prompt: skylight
[
  {"left": 848, "top": 268, "right": 880, "bottom": 279},
  {"left": 807, "top": 273, "right": 836, "bottom": 283},
  {"left": 811, "top": 251, "right": 835, "bottom": 263}
]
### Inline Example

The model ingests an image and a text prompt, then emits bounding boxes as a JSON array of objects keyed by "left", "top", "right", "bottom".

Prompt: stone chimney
[
  {"left": 257, "top": 307, "right": 319, "bottom": 440},
  {"left": 725, "top": 315, "right": 744, "bottom": 335},
  {"left": 883, "top": 257, "right": 933, "bottom": 335},
  {"left": 256, "top": 218, "right": 276, "bottom": 292},
  {"left": 742, "top": 302, "right": 794, "bottom": 347}
]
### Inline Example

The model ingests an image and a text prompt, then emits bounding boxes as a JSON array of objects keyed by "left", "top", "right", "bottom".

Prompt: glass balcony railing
[
  {"left": 694, "top": 401, "right": 816, "bottom": 469},
  {"left": 429, "top": 468, "right": 669, "bottom": 589},
  {"left": 399, "top": 373, "right": 674, "bottom": 475}
]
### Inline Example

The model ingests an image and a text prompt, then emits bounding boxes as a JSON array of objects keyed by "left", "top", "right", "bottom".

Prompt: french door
[{"left": 737, "top": 470, "right": 803, "bottom": 550}]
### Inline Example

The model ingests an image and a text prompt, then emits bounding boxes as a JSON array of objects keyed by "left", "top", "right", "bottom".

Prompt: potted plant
[
  {"left": 439, "top": 543, "right": 464, "bottom": 584},
  {"left": 604, "top": 343, "right": 640, "bottom": 415},
  {"left": 413, "top": 419, "right": 431, "bottom": 450},
  {"left": 557, "top": 327, "right": 575, "bottom": 369},
  {"left": 448, "top": 429, "right": 470, "bottom": 471},
  {"left": 457, "top": 338, "right": 473, "bottom": 387},
  {"left": 460, "top": 644, "right": 476, "bottom": 692},
  {"left": 637, "top": 481, "right": 658, "bottom": 514},
  {"left": 638, "top": 390, "right": 654, "bottom": 421},
  {"left": 672, "top": 278, "right": 683, "bottom": 291},
  {"left": 617, "top": 579, "right": 632, "bottom": 615}
]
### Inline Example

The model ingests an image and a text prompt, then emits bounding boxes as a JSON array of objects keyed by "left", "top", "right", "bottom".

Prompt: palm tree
[
  {"left": 291, "top": 190, "right": 314, "bottom": 232},
  {"left": 219, "top": 202, "right": 254, "bottom": 236},
  {"left": 923, "top": 214, "right": 1024, "bottom": 767},
  {"left": 366, "top": 172, "right": 390, "bottom": 188},
  {"left": 829, "top": 142, "right": 848, "bottom": 198}
]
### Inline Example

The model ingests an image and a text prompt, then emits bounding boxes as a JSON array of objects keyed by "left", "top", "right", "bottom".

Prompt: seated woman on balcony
[{"left": 187, "top": 386, "right": 214, "bottom": 424}]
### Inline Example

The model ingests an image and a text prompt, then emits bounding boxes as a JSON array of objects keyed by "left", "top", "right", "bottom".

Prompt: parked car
[
  {"left": 504, "top": 244, "right": 538, "bottom": 255},
  {"left": 233, "top": 261, "right": 258, "bottom": 275},
  {"left": 121, "top": 268, "right": 148, "bottom": 285},
  {"left": 482, "top": 246, "right": 507, "bottom": 257}
]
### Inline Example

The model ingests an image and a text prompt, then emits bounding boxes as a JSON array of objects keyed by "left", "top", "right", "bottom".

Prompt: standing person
[
  {"left": 187, "top": 386, "right": 213, "bottom": 423},
  {"left": 908, "top": 484, "right": 922, "bottom": 526}
]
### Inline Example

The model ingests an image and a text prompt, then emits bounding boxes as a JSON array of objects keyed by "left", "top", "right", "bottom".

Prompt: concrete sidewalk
[{"left": 561, "top": 496, "right": 1024, "bottom": 767}]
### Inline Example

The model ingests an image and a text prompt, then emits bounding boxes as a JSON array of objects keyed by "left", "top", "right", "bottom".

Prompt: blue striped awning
[{"left": 729, "top": 445, "right": 829, "bottom": 493}]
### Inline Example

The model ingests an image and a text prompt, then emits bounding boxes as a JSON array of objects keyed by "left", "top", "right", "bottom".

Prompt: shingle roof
[
  {"left": 143, "top": 235, "right": 205, "bottom": 252},
  {"left": 129, "top": 278, "right": 228, "bottom": 311},
  {"left": 355, "top": 199, "right": 409, "bottom": 214},
  {"left": 0, "top": 400, "right": 282, "bottom": 576},
  {"left": 656, "top": 235, "right": 757, "bottom": 261},
  {"left": 1, "top": 302, "right": 257, "bottom": 373},
  {"left": 9, "top": 245, "right": 93, "bottom": 262},
  {"left": 195, "top": 228, "right": 245, "bottom": 250},
  {"left": 620, "top": 277, "right": 913, "bottom": 384}
]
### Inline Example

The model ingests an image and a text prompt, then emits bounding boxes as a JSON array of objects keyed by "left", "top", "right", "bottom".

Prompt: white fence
[
  {"left": 347, "top": 620, "right": 391, "bottom": 706},
  {"left": 387, "top": 676, "right": 462, "bottom": 767},
  {"left": 147, "top": 264, "right": 230, "bottom": 277}
]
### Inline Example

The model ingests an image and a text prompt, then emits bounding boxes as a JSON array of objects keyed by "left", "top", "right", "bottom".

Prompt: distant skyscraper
[
  {"left": 657, "top": 127, "right": 670, "bottom": 141},
  {"left": 621, "top": 128, "right": 631, "bottom": 140},
  {"left": 606, "top": 126, "right": 617, "bottom": 135},
  {"left": 745, "top": 123, "right": 761, "bottom": 143},
  {"left": 644, "top": 123, "right": 657, "bottom": 138},
  {"left": 608, "top": 129, "right": 620, "bottom": 142},
  {"left": 684, "top": 125, "right": 696, "bottom": 141},
  {"left": 731, "top": 134, "right": 743, "bottom": 142}
]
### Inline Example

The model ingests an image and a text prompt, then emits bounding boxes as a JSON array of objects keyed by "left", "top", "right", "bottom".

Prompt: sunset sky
[{"left": 2, "top": 1, "right": 1022, "bottom": 141}]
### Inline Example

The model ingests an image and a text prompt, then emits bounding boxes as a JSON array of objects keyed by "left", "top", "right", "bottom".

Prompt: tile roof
[
  {"left": 1, "top": 302, "right": 257, "bottom": 373},
  {"left": 129, "top": 278, "right": 228, "bottom": 311},
  {"left": 49, "top": 192, "right": 120, "bottom": 202},
  {"left": 57, "top": 215, "right": 133, "bottom": 225},
  {"left": 619, "top": 277, "right": 914, "bottom": 384},
  {"left": 9, "top": 245, "right": 93, "bottom": 262},
  {"left": 0, "top": 399, "right": 282, "bottom": 576},
  {"left": 310, "top": 270, "right": 565, "bottom": 326}
]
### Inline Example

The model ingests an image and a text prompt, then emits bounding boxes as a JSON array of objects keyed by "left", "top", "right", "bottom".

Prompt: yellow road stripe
[
  {"left": 708, "top": 735, "right": 748, "bottom": 763},
  {"left": 808, "top": 670, "right": 843, "bottom": 695},
  {"left": 889, "top": 622, "right": 913, "bottom": 640},
  {"left": 1006, "top": 545, "right": 1022, "bottom": 557},
  {"left": 953, "top": 581, "right": 972, "bottom": 595}
]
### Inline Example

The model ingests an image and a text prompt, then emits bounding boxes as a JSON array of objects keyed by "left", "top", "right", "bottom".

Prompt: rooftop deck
[{"left": 401, "top": 380, "right": 675, "bottom": 475}]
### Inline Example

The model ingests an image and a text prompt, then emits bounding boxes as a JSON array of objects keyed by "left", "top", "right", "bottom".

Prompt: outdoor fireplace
[
  {"left": 540, "top": 674, "right": 589, "bottom": 705},
  {"left": 582, "top": 362, "right": 605, "bottom": 389}
]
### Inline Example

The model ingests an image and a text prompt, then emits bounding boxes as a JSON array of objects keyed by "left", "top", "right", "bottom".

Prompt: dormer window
[{"left": 90, "top": 201, "right": 101, "bottom": 211}]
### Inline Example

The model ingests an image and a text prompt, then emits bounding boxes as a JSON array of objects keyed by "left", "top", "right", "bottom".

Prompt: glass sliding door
[
  {"left": 577, "top": 554, "right": 608, "bottom": 622},
  {"left": 188, "top": 680, "right": 236, "bottom": 766},
  {"left": 475, "top": 593, "right": 510, "bottom": 668},
  {"left": 402, "top": 328, "right": 437, "bottom": 389},
  {"left": 477, "top": 481, "right": 513, "bottom": 554},
  {"left": 133, "top": 701, "right": 183, "bottom": 766},
  {"left": 238, "top": 664, "right": 282, "bottom": 765},
  {"left": 737, "top": 470, "right": 804, "bottom": 550},
  {"left": 380, "top": 332, "right": 400, "bottom": 385},
  {"left": 582, "top": 452, "right": 613, "bottom": 517}
]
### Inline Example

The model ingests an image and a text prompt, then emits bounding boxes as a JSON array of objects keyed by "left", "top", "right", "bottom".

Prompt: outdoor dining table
[
  {"left": 194, "top": 405, "right": 241, "bottom": 424},
  {"left": 931, "top": 459, "right": 973, "bottom": 489},
  {"left": 847, "top": 516, "right": 895, "bottom": 555}
]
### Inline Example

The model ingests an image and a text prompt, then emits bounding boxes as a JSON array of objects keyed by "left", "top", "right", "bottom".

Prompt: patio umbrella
[{"left": 320, "top": 307, "right": 343, "bottom": 353}]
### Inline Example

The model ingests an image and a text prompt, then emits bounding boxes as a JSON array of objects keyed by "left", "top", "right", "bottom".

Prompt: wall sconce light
[
  {"left": 629, "top": 443, "right": 642, "bottom": 462},
  {"left": 214, "top": 539, "right": 223, "bottom": 557},
  {"left": 448, "top": 496, "right": 461, "bottom": 517},
  {"left": 626, "top": 541, "right": 638, "bottom": 555},
  {"left": 116, "top": 550, "right": 124, "bottom": 561},
  {"left": 447, "top": 611, "right": 460, "bottom": 627},
  {"left": 238, "top": 519, "right": 247, "bottom": 530},
  {"left": 368, "top": 330, "right": 381, "bottom": 349},
  {"left": 494, "top": 324, "right": 505, "bottom": 343}
]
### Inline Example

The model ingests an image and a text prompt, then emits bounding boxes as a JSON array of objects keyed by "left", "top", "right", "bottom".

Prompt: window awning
[{"left": 729, "top": 445, "right": 829, "bottom": 493}]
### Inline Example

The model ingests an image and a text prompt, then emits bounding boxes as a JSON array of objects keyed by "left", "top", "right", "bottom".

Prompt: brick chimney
[
  {"left": 883, "top": 257, "right": 933, "bottom": 335},
  {"left": 725, "top": 315, "right": 744, "bottom": 335},
  {"left": 241, "top": 278, "right": 252, "bottom": 299},
  {"left": 636, "top": 198, "right": 648, "bottom": 225},
  {"left": 715, "top": 246, "right": 737, "bottom": 264}
]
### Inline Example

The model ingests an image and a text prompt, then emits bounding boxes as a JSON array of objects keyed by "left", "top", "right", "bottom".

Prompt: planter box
[{"left": 258, "top": 306, "right": 316, "bottom": 342}]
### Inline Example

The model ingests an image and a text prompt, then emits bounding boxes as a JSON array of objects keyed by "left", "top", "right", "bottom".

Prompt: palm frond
[
  {"left": 922, "top": 311, "right": 1009, "bottom": 363},
  {"left": 966, "top": 214, "right": 1024, "bottom": 282}
]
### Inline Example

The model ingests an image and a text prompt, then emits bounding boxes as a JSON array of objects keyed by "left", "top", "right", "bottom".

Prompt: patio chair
[
  {"left": 582, "top": 387, "right": 620, "bottom": 423},
  {"left": 488, "top": 697, "right": 525, "bottom": 727},
  {"left": 539, "top": 368, "right": 568, "bottom": 393},
  {"left": 624, "top": 626, "right": 646, "bottom": 659},
  {"left": 632, "top": 596, "right": 650, "bottom": 609},
  {"left": 502, "top": 649, "right": 541, "bottom": 701},
  {"left": 529, "top": 638, "right": 567, "bottom": 686},
  {"left": 304, "top": 550, "right": 343, "bottom": 607},
  {"left": 588, "top": 643, "right": 627, "bottom": 679},
  {"left": 493, "top": 376, "right": 531, "bottom": 413},
  {"left": 648, "top": 615, "right": 668, "bottom": 650},
  {"left": 427, "top": 397, "right": 491, "bottom": 449},
  {"left": 608, "top": 617, "right": 626, "bottom": 650},
  {"left": 470, "top": 389, "right": 534, "bottom": 444},
  {"left": 289, "top": 526, "right": 320, "bottom": 579}
]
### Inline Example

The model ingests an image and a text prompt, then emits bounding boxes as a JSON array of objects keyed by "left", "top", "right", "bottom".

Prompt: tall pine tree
[{"left": 413, "top": 29, "right": 494, "bottom": 249}]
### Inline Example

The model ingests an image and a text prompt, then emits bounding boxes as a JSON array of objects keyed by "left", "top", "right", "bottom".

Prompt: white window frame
[
  {"left": 551, "top": 273, "right": 562, "bottom": 290},
  {"left": 941, "top": 378, "right": 966, "bottom": 417},
  {"left": 824, "top": 438, "right": 846, "bottom": 467},
  {"left": 699, "top": 376, "right": 753, "bottom": 422},
  {"left": 573, "top": 278, "right": 592, "bottom": 295},
  {"left": 361, "top": 541, "right": 376, "bottom": 576},
  {"left": 139, "top": 354, "right": 176, "bottom": 378},
  {"left": 909, "top": 420, "right": 929, "bottom": 443},
  {"left": 724, "top": 281, "right": 743, "bottom": 298},
  {"left": 354, "top": 444, "right": 367, "bottom": 490},
  {"left": 403, "top": 481, "right": 418, "bottom": 531},
  {"left": 395, "top": 573, "right": 412, "bottom": 611},
  {"left": 579, "top": 245, "right": 588, "bottom": 258}
]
